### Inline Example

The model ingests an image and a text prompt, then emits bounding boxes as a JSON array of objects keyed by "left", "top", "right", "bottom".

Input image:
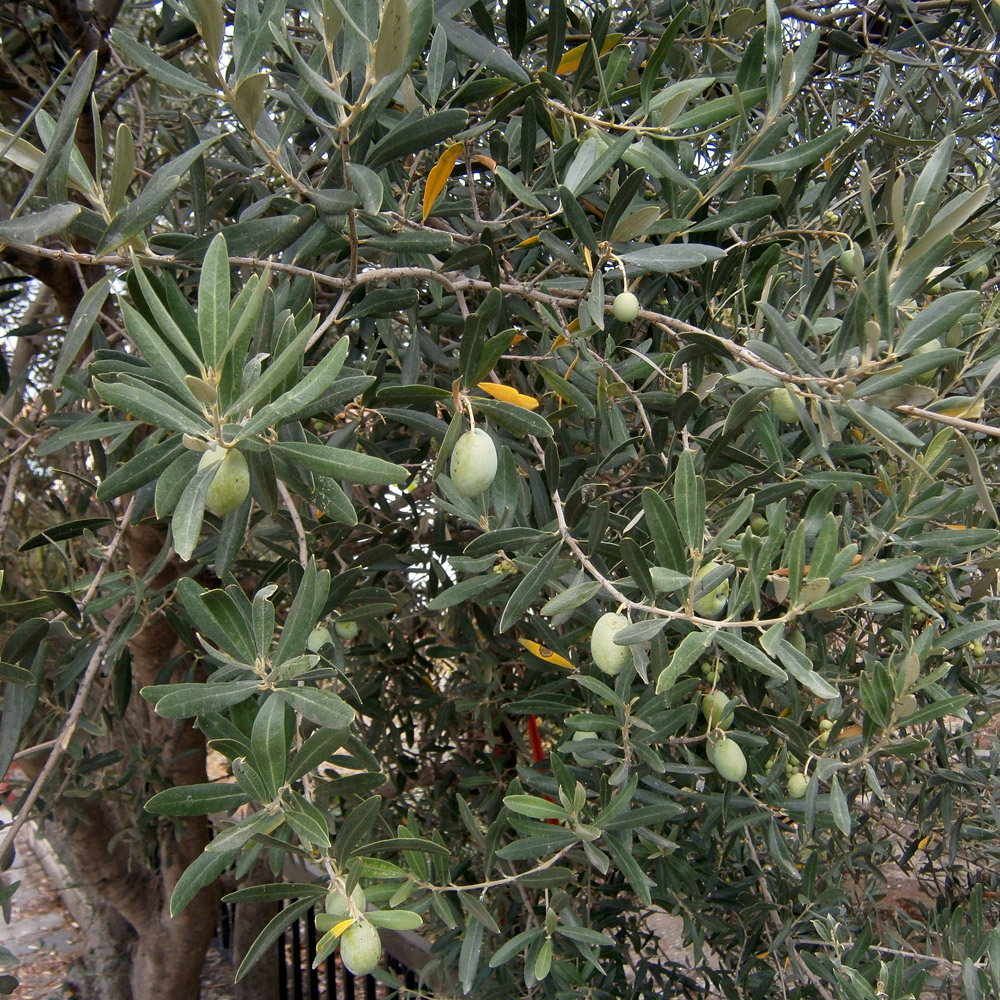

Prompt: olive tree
[{"left": 2, "top": 2, "right": 1000, "bottom": 999}]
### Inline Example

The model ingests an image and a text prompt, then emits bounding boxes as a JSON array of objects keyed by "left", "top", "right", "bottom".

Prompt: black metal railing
[{"left": 277, "top": 906, "right": 421, "bottom": 1000}]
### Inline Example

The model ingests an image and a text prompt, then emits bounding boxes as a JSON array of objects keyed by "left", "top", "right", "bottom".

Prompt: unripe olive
[
  {"left": 307, "top": 627, "right": 332, "bottom": 652},
  {"left": 787, "top": 772, "right": 808, "bottom": 799},
  {"left": 968, "top": 264, "right": 989, "bottom": 287},
  {"left": 711, "top": 737, "right": 747, "bottom": 783},
  {"left": 749, "top": 514, "right": 768, "bottom": 535},
  {"left": 612, "top": 291, "right": 640, "bottom": 323},
  {"left": 335, "top": 620, "right": 360, "bottom": 640},
  {"left": 912, "top": 338, "right": 942, "bottom": 384},
  {"left": 590, "top": 612, "right": 631, "bottom": 675},
  {"left": 839, "top": 242, "right": 862, "bottom": 278},
  {"left": 693, "top": 561, "right": 729, "bottom": 619},
  {"left": 339, "top": 918, "right": 381, "bottom": 976},
  {"left": 701, "top": 690, "right": 734, "bottom": 730},
  {"left": 569, "top": 729, "right": 600, "bottom": 765},
  {"left": 450, "top": 428, "right": 498, "bottom": 498},
  {"left": 770, "top": 387, "right": 800, "bottom": 424},
  {"left": 199, "top": 445, "right": 250, "bottom": 516}
]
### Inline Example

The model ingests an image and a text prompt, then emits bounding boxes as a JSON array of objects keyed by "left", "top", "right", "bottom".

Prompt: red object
[
  {"left": 526, "top": 714, "right": 545, "bottom": 763},
  {"left": 525, "top": 715, "right": 559, "bottom": 824}
]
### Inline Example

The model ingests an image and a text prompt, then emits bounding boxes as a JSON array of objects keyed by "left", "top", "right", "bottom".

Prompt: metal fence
[{"left": 216, "top": 902, "right": 423, "bottom": 1000}]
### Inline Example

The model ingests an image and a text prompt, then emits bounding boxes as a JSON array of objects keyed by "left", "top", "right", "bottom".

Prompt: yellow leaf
[
  {"left": 470, "top": 153, "right": 497, "bottom": 171},
  {"left": 552, "top": 335, "right": 571, "bottom": 350},
  {"left": 519, "top": 639, "right": 574, "bottom": 670},
  {"left": 929, "top": 397, "right": 984, "bottom": 419},
  {"left": 517, "top": 234, "right": 540, "bottom": 247},
  {"left": 511, "top": 333, "right": 527, "bottom": 345},
  {"left": 477, "top": 382, "right": 540, "bottom": 410},
  {"left": 555, "top": 34, "right": 624, "bottom": 76},
  {"left": 556, "top": 42, "right": 587, "bottom": 76},
  {"left": 331, "top": 917, "right": 356, "bottom": 938},
  {"left": 422, "top": 142, "right": 463, "bottom": 222}
]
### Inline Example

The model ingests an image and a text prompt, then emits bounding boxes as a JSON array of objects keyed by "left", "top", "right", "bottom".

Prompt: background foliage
[{"left": 2, "top": 1, "right": 1000, "bottom": 998}]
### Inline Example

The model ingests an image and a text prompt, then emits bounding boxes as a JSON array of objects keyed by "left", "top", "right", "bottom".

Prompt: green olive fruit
[
  {"left": 450, "top": 428, "right": 498, "bottom": 498},
  {"left": 699, "top": 661, "right": 721, "bottom": 682},
  {"left": 769, "top": 387, "right": 800, "bottom": 424},
  {"left": 335, "top": 620, "right": 360, "bottom": 640},
  {"left": 324, "top": 889, "right": 349, "bottom": 917},
  {"left": 971, "top": 640, "right": 985, "bottom": 659},
  {"left": 711, "top": 737, "right": 747, "bottom": 783},
  {"left": 199, "top": 446, "right": 250, "bottom": 516},
  {"left": 787, "top": 772, "right": 808, "bottom": 799},
  {"left": 307, "top": 627, "right": 332, "bottom": 652},
  {"left": 817, "top": 731, "right": 830, "bottom": 748},
  {"left": 968, "top": 264, "right": 990, "bottom": 287},
  {"left": 819, "top": 719, "right": 833, "bottom": 732},
  {"left": 569, "top": 729, "right": 600, "bottom": 765},
  {"left": 912, "top": 338, "right": 943, "bottom": 384},
  {"left": 693, "top": 561, "right": 729, "bottom": 619},
  {"left": 701, "top": 690, "right": 734, "bottom": 730},
  {"left": 839, "top": 242, "right": 862, "bottom": 278},
  {"left": 339, "top": 918, "right": 381, "bottom": 976},
  {"left": 612, "top": 291, "right": 640, "bottom": 323},
  {"left": 749, "top": 514, "right": 768, "bottom": 535},
  {"left": 897, "top": 694, "right": 918, "bottom": 718},
  {"left": 590, "top": 612, "right": 632, "bottom": 675}
]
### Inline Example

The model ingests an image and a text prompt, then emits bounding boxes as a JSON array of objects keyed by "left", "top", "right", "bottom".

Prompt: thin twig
[
  {"left": 277, "top": 480, "right": 309, "bottom": 568},
  {"left": 432, "top": 844, "right": 574, "bottom": 894},
  {"left": 894, "top": 404, "right": 1000, "bottom": 438},
  {"left": 552, "top": 491, "right": 790, "bottom": 630},
  {"left": 0, "top": 451, "right": 24, "bottom": 553}
]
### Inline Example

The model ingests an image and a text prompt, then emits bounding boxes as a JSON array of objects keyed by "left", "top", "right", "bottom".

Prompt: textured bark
[{"left": 120, "top": 524, "right": 221, "bottom": 1000}]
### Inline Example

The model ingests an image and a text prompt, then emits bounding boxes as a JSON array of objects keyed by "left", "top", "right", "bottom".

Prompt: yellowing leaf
[
  {"left": 929, "top": 397, "right": 984, "bottom": 419},
  {"left": 555, "top": 34, "right": 624, "bottom": 76},
  {"left": 470, "top": 153, "right": 497, "bottom": 171},
  {"left": 331, "top": 917, "right": 355, "bottom": 938},
  {"left": 477, "top": 382, "right": 540, "bottom": 410},
  {"left": 556, "top": 43, "right": 587, "bottom": 76},
  {"left": 517, "top": 234, "right": 540, "bottom": 248},
  {"left": 518, "top": 639, "right": 574, "bottom": 670},
  {"left": 423, "top": 142, "right": 463, "bottom": 221}
]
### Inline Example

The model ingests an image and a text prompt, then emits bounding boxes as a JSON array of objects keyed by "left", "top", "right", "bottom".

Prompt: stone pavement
[{"left": 0, "top": 807, "right": 84, "bottom": 999}]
